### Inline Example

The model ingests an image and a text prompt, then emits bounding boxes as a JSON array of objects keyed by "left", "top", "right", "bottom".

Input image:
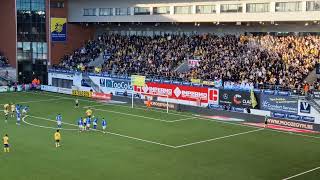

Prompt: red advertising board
[
  {"left": 134, "top": 82, "right": 218, "bottom": 104},
  {"left": 92, "top": 92, "right": 112, "bottom": 100}
]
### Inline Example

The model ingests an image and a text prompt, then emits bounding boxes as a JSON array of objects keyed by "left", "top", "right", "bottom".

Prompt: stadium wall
[
  {"left": 0, "top": 0, "right": 17, "bottom": 68},
  {"left": 68, "top": 0, "right": 320, "bottom": 23}
]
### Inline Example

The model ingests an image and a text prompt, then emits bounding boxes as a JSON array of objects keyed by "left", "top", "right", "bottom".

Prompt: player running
[
  {"left": 56, "top": 114, "right": 62, "bottom": 129},
  {"left": 3, "top": 134, "right": 9, "bottom": 153},
  {"left": 93, "top": 117, "right": 98, "bottom": 130},
  {"left": 4, "top": 103, "right": 10, "bottom": 123},
  {"left": 78, "top": 117, "right": 84, "bottom": 132},
  {"left": 10, "top": 103, "right": 15, "bottom": 117},
  {"left": 102, "top": 118, "right": 107, "bottom": 134},
  {"left": 75, "top": 99, "right": 79, "bottom": 108},
  {"left": 86, "top": 117, "right": 91, "bottom": 130},
  {"left": 54, "top": 130, "right": 61, "bottom": 148}
]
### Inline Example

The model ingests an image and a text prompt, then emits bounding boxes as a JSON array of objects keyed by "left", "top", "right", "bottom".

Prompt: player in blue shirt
[
  {"left": 15, "top": 104, "right": 21, "bottom": 113},
  {"left": 102, "top": 118, "right": 107, "bottom": 134},
  {"left": 93, "top": 117, "right": 98, "bottom": 130},
  {"left": 22, "top": 106, "right": 29, "bottom": 116},
  {"left": 56, "top": 114, "right": 62, "bottom": 129},
  {"left": 77, "top": 117, "right": 84, "bottom": 132},
  {"left": 16, "top": 111, "right": 21, "bottom": 125},
  {"left": 86, "top": 117, "right": 91, "bottom": 130}
]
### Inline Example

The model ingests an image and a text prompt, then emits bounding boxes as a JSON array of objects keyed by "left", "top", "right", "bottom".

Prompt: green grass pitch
[{"left": 1, "top": 91, "right": 320, "bottom": 180}]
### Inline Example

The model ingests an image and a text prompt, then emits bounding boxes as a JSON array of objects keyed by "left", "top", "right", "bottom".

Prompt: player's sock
[
  {"left": 3, "top": 148, "right": 6, "bottom": 152},
  {"left": 7, "top": 148, "right": 9, "bottom": 152}
]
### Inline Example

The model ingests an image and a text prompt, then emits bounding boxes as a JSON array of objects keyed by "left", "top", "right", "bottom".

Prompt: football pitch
[{"left": 1, "top": 91, "right": 320, "bottom": 180}]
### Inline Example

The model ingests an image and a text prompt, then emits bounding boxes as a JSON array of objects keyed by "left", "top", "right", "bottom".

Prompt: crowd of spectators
[
  {"left": 56, "top": 40, "right": 102, "bottom": 71},
  {"left": 56, "top": 33, "right": 320, "bottom": 90}
]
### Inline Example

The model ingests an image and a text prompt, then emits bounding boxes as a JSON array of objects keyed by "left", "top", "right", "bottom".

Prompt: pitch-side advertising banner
[{"left": 260, "top": 94, "right": 298, "bottom": 113}]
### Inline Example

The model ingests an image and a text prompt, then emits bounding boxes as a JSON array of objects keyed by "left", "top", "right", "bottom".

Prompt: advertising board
[
  {"left": 72, "top": 90, "right": 92, "bottom": 97},
  {"left": 219, "top": 90, "right": 252, "bottom": 108},
  {"left": 260, "top": 94, "right": 298, "bottom": 113}
]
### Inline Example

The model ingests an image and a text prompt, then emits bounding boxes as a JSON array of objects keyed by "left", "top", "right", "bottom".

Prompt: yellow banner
[
  {"left": 202, "top": 81, "right": 215, "bottom": 86},
  {"left": 72, "top": 90, "right": 92, "bottom": 97},
  {"left": 191, "top": 79, "right": 202, "bottom": 84},
  {"left": 131, "top": 75, "right": 146, "bottom": 87},
  {"left": 51, "top": 17, "right": 67, "bottom": 41}
]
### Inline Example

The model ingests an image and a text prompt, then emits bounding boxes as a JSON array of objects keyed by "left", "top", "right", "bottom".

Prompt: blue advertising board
[{"left": 260, "top": 94, "right": 298, "bottom": 113}]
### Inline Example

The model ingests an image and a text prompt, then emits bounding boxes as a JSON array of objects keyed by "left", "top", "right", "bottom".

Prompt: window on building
[
  {"left": 99, "top": 8, "right": 113, "bottom": 16},
  {"left": 196, "top": 5, "right": 216, "bottom": 14},
  {"left": 115, "top": 7, "right": 130, "bottom": 16},
  {"left": 153, "top": 6, "right": 170, "bottom": 14},
  {"left": 220, "top": 4, "right": 243, "bottom": 13},
  {"left": 307, "top": 1, "right": 320, "bottom": 11},
  {"left": 275, "top": 2, "right": 302, "bottom": 12},
  {"left": 134, "top": 7, "right": 150, "bottom": 15},
  {"left": 17, "top": 0, "right": 45, "bottom": 11},
  {"left": 246, "top": 3, "right": 269, "bottom": 13},
  {"left": 50, "top": 1, "right": 64, "bottom": 8},
  {"left": 174, "top": 6, "right": 191, "bottom": 14},
  {"left": 83, "top": 8, "right": 96, "bottom": 16}
]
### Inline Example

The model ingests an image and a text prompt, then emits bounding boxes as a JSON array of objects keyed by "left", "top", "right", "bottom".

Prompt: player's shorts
[
  {"left": 76, "top": 103, "right": 79, "bottom": 106},
  {"left": 17, "top": 118, "right": 21, "bottom": 121},
  {"left": 12, "top": 110, "right": 15, "bottom": 113},
  {"left": 55, "top": 140, "right": 60, "bottom": 143},
  {"left": 265, "top": 121, "right": 268, "bottom": 125},
  {"left": 57, "top": 122, "right": 62, "bottom": 125},
  {"left": 79, "top": 125, "right": 83, "bottom": 128},
  {"left": 4, "top": 111, "right": 9, "bottom": 115},
  {"left": 93, "top": 123, "right": 97, "bottom": 126},
  {"left": 102, "top": 126, "right": 106, "bottom": 130},
  {"left": 86, "top": 124, "right": 90, "bottom": 127},
  {"left": 22, "top": 110, "right": 27, "bottom": 114},
  {"left": 4, "top": 144, "right": 9, "bottom": 148}
]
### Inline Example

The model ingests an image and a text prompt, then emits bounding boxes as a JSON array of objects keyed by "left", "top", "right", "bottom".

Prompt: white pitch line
[
  {"left": 22, "top": 116, "right": 78, "bottom": 131},
  {"left": 91, "top": 108, "right": 171, "bottom": 122},
  {"left": 0, "top": 97, "right": 68, "bottom": 105},
  {"left": 37, "top": 91, "right": 189, "bottom": 117},
  {"left": 282, "top": 166, "right": 320, "bottom": 180},
  {"left": 168, "top": 117, "right": 197, "bottom": 123},
  {"left": 28, "top": 115, "right": 175, "bottom": 148},
  {"left": 174, "top": 128, "right": 264, "bottom": 148}
]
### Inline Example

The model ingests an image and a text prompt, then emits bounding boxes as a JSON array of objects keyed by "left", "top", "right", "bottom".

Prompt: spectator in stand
[{"left": 0, "top": 54, "right": 9, "bottom": 67}]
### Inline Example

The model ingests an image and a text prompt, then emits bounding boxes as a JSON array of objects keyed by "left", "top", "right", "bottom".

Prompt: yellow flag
[{"left": 250, "top": 89, "right": 257, "bottom": 108}]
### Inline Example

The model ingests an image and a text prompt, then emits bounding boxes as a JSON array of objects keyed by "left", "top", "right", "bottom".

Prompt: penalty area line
[
  {"left": 28, "top": 115, "right": 176, "bottom": 149},
  {"left": 22, "top": 116, "right": 79, "bottom": 131},
  {"left": 282, "top": 166, "right": 320, "bottom": 180}
]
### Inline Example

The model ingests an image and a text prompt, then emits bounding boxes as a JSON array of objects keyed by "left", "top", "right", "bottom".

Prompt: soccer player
[
  {"left": 16, "top": 111, "right": 21, "bottom": 125},
  {"left": 75, "top": 99, "right": 79, "bottom": 108},
  {"left": 4, "top": 103, "right": 9, "bottom": 123},
  {"left": 264, "top": 115, "right": 269, "bottom": 128},
  {"left": 10, "top": 103, "right": 16, "bottom": 118},
  {"left": 86, "top": 117, "right": 91, "bottom": 130},
  {"left": 102, "top": 118, "right": 107, "bottom": 134},
  {"left": 22, "top": 106, "right": 29, "bottom": 116},
  {"left": 3, "top": 134, "right": 9, "bottom": 153},
  {"left": 78, "top": 117, "right": 84, "bottom": 132},
  {"left": 93, "top": 117, "right": 98, "bottom": 130},
  {"left": 86, "top": 108, "right": 93, "bottom": 118},
  {"left": 56, "top": 114, "right": 62, "bottom": 129},
  {"left": 145, "top": 97, "right": 152, "bottom": 111},
  {"left": 54, "top": 130, "right": 61, "bottom": 148}
]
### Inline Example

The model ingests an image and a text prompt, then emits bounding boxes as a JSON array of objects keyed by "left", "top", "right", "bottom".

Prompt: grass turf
[{"left": 0, "top": 91, "right": 320, "bottom": 180}]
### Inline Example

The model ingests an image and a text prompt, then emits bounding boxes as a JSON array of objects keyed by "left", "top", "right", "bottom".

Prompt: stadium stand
[{"left": 55, "top": 33, "right": 320, "bottom": 91}]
